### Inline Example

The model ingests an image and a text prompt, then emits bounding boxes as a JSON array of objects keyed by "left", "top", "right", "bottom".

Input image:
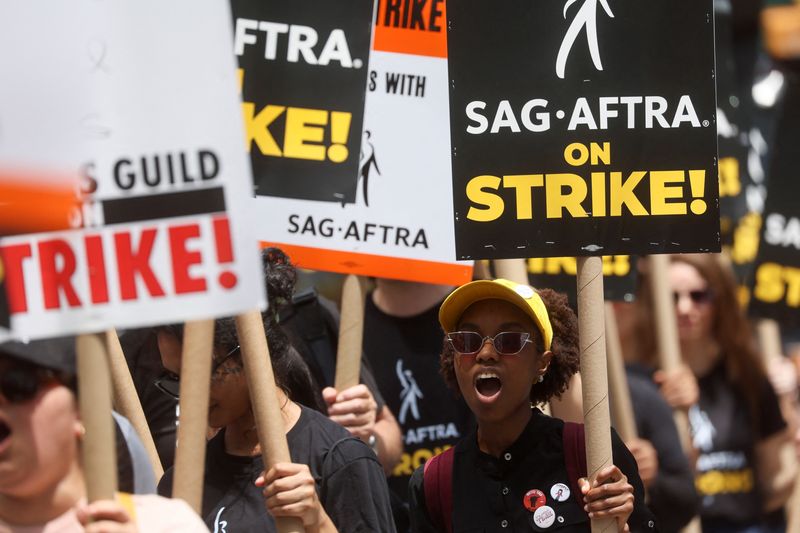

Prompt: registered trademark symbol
[{"left": 702, "top": 120, "right": 710, "bottom": 127}]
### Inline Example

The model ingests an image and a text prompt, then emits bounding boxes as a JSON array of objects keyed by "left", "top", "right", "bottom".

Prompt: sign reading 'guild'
[{"left": 446, "top": 0, "right": 719, "bottom": 259}]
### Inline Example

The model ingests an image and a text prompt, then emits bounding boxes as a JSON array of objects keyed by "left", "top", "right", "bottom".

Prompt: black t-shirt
[
  {"left": 690, "top": 360, "right": 786, "bottom": 528},
  {"left": 280, "top": 289, "right": 387, "bottom": 413},
  {"left": 363, "top": 294, "right": 474, "bottom": 501},
  {"left": 409, "top": 410, "right": 655, "bottom": 533},
  {"left": 158, "top": 405, "right": 396, "bottom": 532}
]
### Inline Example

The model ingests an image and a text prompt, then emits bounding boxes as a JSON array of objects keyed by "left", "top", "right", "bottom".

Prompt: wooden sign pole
[
  {"left": 576, "top": 257, "right": 615, "bottom": 533},
  {"left": 105, "top": 328, "right": 164, "bottom": 480},
  {"left": 604, "top": 302, "right": 638, "bottom": 442},
  {"left": 334, "top": 274, "right": 367, "bottom": 391},
  {"left": 171, "top": 319, "right": 215, "bottom": 513},
  {"left": 235, "top": 310, "right": 305, "bottom": 533},
  {"left": 76, "top": 333, "right": 118, "bottom": 502}
]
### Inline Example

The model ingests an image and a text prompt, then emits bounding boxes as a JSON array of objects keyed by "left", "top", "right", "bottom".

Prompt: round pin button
[
  {"left": 550, "top": 482, "right": 570, "bottom": 502},
  {"left": 515, "top": 285, "right": 535, "bottom": 299},
  {"left": 533, "top": 505, "right": 556, "bottom": 529},
  {"left": 523, "top": 489, "right": 546, "bottom": 512}
]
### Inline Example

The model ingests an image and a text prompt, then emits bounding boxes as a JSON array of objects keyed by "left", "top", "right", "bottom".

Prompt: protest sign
[
  {"left": 0, "top": 1, "right": 263, "bottom": 339},
  {"left": 243, "top": 0, "right": 471, "bottom": 285},
  {"left": 233, "top": 0, "right": 373, "bottom": 204},
  {"left": 748, "top": 82, "right": 800, "bottom": 327},
  {"left": 447, "top": 0, "right": 719, "bottom": 260}
]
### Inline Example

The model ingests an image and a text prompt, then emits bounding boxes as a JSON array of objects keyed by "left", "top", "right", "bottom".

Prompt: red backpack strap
[
  {"left": 423, "top": 447, "right": 455, "bottom": 533},
  {"left": 562, "top": 421, "right": 588, "bottom": 505}
]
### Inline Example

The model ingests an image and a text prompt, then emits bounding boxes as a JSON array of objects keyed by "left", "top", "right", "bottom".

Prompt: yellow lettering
[
  {"left": 242, "top": 103, "right": 284, "bottom": 156},
  {"left": 590, "top": 142, "right": 611, "bottom": 165},
  {"left": 283, "top": 107, "right": 328, "bottom": 161},
  {"left": 610, "top": 171, "right": 648, "bottom": 216},
  {"left": 392, "top": 453, "right": 413, "bottom": 477},
  {"left": 591, "top": 172, "right": 606, "bottom": 217},
  {"left": 564, "top": 143, "right": 589, "bottom": 166},
  {"left": 466, "top": 175, "right": 504, "bottom": 222},
  {"left": 527, "top": 258, "right": 546, "bottom": 274},
  {"left": 502, "top": 174, "right": 543, "bottom": 219},
  {"left": 785, "top": 267, "right": 800, "bottom": 307},
  {"left": 718, "top": 157, "right": 741, "bottom": 197},
  {"left": 753, "top": 263, "right": 785, "bottom": 304},
  {"left": 545, "top": 173, "right": 588, "bottom": 219},
  {"left": 545, "top": 257, "right": 577, "bottom": 275},
  {"left": 650, "top": 170, "right": 687, "bottom": 215}
]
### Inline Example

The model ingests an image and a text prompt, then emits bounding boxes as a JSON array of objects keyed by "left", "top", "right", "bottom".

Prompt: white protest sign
[
  {"left": 248, "top": 1, "right": 471, "bottom": 284},
  {"left": 0, "top": 1, "right": 263, "bottom": 339}
]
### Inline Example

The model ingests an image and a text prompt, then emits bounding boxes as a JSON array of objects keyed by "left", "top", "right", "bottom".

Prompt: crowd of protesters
[{"left": 4, "top": 0, "right": 800, "bottom": 532}]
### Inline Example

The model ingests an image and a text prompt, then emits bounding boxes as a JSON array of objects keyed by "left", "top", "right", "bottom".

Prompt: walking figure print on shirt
[
  {"left": 556, "top": 0, "right": 614, "bottom": 79},
  {"left": 396, "top": 359, "right": 423, "bottom": 425}
]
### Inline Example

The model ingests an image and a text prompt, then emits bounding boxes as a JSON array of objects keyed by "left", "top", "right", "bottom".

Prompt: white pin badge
[
  {"left": 515, "top": 285, "right": 535, "bottom": 299},
  {"left": 533, "top": 505, "right": 556, "bottom": 529},
  {"left": 550, "top": 483, "right": 570, "bottom": 502}
]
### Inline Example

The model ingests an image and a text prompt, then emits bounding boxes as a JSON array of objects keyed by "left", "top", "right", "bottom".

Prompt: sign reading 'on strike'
[{"left": 447, "top": 0, "right": 720, "bottom": 260}]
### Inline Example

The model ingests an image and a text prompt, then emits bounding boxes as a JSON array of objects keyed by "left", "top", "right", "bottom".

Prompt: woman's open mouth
[{"left": 475, "top": 371, "right": 502, "bottom": 400}]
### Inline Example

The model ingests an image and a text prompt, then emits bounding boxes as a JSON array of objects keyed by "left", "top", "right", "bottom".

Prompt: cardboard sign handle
[
  {"left": 334, "top": 274, "right": 367, "bottom": 391},
  {"left": 171, "top": 319, "right": 215, "bottom": 513},
  {"left": 604, "top": 303, "right": 638, "bottom": 442},
  {"left": 235, "top": 310, "right": 306, "bottom": 533},
  {"left": 576, "top": 256, "right": 615, "bottom": 533},
  {"left": 76, "top": 333, "right": 118, "bottom": 502},
  {"left": 493, "top": 258, "right": 529, "bottom": 285},
  {"left": 648, "top": 255, "right": 703, "bottom": 533},
  {"left": 105, "top": 328, "right": 164, "bottom": 480}
]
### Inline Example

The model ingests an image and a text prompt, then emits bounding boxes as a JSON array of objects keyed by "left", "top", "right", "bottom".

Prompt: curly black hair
[{"left": 439, "top": 287, "right": 581, "bottom": 406}]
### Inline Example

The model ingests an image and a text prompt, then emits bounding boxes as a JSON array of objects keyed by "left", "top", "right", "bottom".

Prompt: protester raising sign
[
  {"left": 0, "top": 1, "right": 263, "bottom": 339},
  {"left": 447, "top": 0, "right": 720, "bottom": 259},
  {"left": 245, "top": 0, "right": 471, "bottom": 284}
]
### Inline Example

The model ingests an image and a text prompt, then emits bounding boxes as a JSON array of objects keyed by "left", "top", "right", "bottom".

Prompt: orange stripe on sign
[
  {"left": 0, "top": 175, "right": 79, "bottom": 234},
  {"left": 373, "top": 0, "right": 448, "bottom": 58},
  {"left": 261, "top": 242, "right": 472, "bottom": 286}
]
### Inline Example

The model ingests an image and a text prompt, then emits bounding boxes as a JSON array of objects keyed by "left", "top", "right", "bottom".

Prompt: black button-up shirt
[{"left": 410, "top": 410, "right": 656, "bottom": 532}]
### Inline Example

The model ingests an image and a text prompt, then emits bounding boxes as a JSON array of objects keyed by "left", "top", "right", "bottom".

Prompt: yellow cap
[{"left": 438, "top": 279, "right": 553, "bottom": 351}]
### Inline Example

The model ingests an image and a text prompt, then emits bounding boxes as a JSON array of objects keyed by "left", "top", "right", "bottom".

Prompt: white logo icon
[
  {"left": 397, "top": 359, "right": 424, "bottom": 424},
  {"left": 534, "top": 505, "right": 557, "bottom": 528},
  {"left": 550, "top": 482, "right": 571, "bottom": 502},
  {"left": 689, "top": 405, "right": 716, "bottom": 452},
  {"left": 556, "top": 0, "right": 615, "bottom": 79},
  {"left": 213, "top": 507, "right": 228, "bottom": 533}
]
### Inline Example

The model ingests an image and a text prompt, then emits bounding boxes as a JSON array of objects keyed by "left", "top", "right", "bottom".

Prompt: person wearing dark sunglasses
[
  {"left": 155, "top": 249, "right": 395, "bottom": 533},
  {"left": 408, "top": 279, "right": 655, "bottom": 532},
  {"left": 633, "top": 254, "right": 798, "bottom": 533},
  {"left": 0, "top": 337, "right": 209, "bottom": 532}
]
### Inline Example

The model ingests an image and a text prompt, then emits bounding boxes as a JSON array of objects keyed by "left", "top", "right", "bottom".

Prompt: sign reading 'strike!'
[{"left": 447, "top": 0, "right": 719, "bottom": 259}]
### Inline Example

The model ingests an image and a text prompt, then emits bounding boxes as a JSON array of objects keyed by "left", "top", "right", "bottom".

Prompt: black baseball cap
[{"left": 0, "top": 336, "right": 76, "bottom": 374}]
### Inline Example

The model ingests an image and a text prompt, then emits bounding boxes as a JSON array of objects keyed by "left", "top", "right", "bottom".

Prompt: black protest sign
[
  {"left": 447, "top": 0, "right": 719, "bottom": 260},
  {"left": 232, "top": 0, "right": 374, "bottom": 204},
  {"left": 748, "top": 82, "right": 800, "bottom": 326}
]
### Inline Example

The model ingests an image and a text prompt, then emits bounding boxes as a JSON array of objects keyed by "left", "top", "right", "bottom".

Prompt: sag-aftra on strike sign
[{"left": 447, "top": 0, "right": 719, "bottom": 259}]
